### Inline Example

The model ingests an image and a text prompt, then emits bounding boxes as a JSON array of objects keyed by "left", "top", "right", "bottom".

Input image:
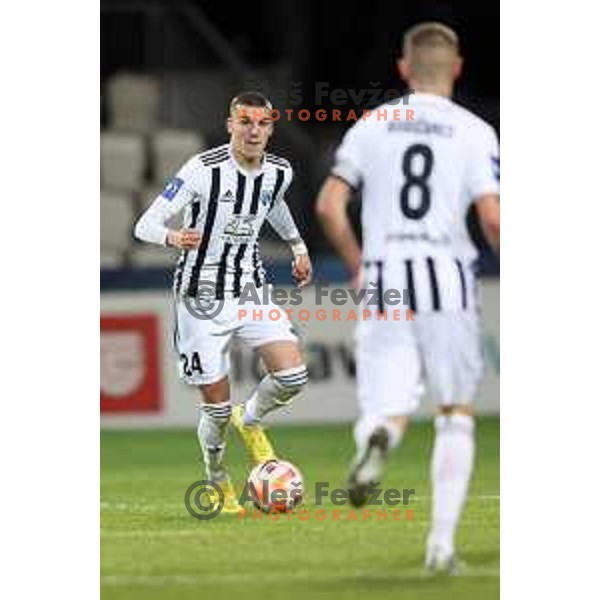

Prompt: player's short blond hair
[{"left": 402, "top": 22, "right": 460, "bottom": 83}]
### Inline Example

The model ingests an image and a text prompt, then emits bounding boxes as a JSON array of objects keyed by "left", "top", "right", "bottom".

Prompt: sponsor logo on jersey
[
  {"left": 222, "top": 215, "right": 257, "bottom": 243},
  {"left": 161, "top": 177, "right": 184, "bottom": 201}
]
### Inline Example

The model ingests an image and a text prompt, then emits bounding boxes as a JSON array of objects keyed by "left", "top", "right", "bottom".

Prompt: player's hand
[
  {"left": 166, "top": 228, "right": 201, "bottom": 250},
  {"left": 292, "top": 254, "right": 313, "bottom": 288}
]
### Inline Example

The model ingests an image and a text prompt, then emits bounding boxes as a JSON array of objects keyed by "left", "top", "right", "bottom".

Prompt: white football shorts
[
  {"left": 174, "top": 294, "right": 299, "bottom": 385},
  {"left": 356, "top": 309, "right": 484, "bottom": 416}
]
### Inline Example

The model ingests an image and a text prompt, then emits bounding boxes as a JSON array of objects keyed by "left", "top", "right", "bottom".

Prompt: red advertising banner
[{"left": 100, "top": 314, "right": 162, "bottom": 413}]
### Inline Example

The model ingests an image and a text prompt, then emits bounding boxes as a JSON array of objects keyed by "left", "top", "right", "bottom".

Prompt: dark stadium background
[{"left": 100, "top": 0, "right": 499, "bottom": 282}]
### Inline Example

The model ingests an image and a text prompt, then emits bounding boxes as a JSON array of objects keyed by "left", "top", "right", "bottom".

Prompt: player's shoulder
[
  {"left": 265, "top": 152, "right": 293, "bottom": 173},
  {"left": 171, "top": 145, "right": 229, "bottom": 192},
  {"left": 447, "top": 101, "right": 496, "bottom": 138},
  {"left": 195, "top": 144, "right": 231, "bottom": 168},
  {"left": 337, "top": 112, "right": 372, "bottom": 145}
]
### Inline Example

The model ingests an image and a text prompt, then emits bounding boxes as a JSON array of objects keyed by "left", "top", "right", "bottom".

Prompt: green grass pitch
[{"left": 101, "top": 417, "right": 499, "bottom": 599}]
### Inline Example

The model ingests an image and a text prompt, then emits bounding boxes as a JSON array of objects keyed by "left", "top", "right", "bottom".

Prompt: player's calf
[
  {"left": 428, "top": 404, "right": 475, "bottom": 562},
  {"left": 272, "top": 365, "right": 310, "bottom": 404},
  {"left": 197, "top": 381, "right": 233, "bottom": 482},
  {"left": 243, "top": 365, "right": 309, "bottom": 425},
  {"left": 197, "top": 401, "right": 232, "bottom": 482}
]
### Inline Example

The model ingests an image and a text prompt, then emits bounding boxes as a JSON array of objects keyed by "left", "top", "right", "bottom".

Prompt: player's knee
[
  {"left": 272, "top": 365, "right": 309, "bottom": 405},
  {"left": 200, "top": 376, "right": 230, "bottom": 405},
  {"left": 438, "top": 403, "right": 474, "bottom": 417}
]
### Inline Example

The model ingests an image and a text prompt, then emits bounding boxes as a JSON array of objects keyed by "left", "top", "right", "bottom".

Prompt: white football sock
[
  {"left": 197, "top": 400, "right": 232, "bottom": 482},
  {"left": 429, "top": 414, "right": 475, "bottom": 555},
  {"left": 243, "top": 366, "right": 308, "bottom": 425}
]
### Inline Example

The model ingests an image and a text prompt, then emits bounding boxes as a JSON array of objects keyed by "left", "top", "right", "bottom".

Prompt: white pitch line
[
  {"left": 102, "top": 529, "right": 218, "bottom": 539},
  {"left": 101, "top": 522, "right": 434, "bottom": 539},
  {"left": 100, "top": 495, "right": 500, "bottom": 513},
  {"left": 393, "top": 495, "right": 501, "bottom": 502},
  {"left": 101, "top": 568, "right": 500, "bottom": 586}
]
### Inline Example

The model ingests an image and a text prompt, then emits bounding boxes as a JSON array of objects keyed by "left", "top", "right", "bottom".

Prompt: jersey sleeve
[
  {"left": 465, "top": 122, "right": 500, "bottom": 201},
  {"left": 133, "top": 156, "right": 206, "bottom": 246},
  {"left": 266, "top": 165, "right": 301, "bottom": 242},
  {"left": 330, "top": 122, "right": 364, "bottom": 189}
]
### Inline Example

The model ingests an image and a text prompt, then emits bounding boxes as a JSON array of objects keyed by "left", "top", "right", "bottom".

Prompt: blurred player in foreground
[
  {"left": 316, "top": 23, "right": 500, "bottom": 572},
  {"left": 134, "top": 91, "right": 312, "bottom": 512}
]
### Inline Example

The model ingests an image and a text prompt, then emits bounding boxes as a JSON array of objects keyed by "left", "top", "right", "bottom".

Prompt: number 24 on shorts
[{"left": 180, "top": 352, "right": 203, "bottom": 376}]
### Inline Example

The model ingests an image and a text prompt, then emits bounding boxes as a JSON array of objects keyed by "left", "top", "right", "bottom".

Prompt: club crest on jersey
[
  {"left": 260, "top": 190, "right": 272, "bottom": 206},
  {"left": 161, "top": 177, "right": 184, "bottom": 201},
  {"left": 220, "top": 190, "right": 235, "bottom": 202}
]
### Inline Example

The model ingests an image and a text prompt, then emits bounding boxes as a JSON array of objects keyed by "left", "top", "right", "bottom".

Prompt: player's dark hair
[{"left": 229, "top": 91, "right": 273, "bottom": 114}]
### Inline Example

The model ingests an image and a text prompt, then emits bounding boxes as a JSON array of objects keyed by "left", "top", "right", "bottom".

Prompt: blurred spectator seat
[
  {"left": 130, "top": 244, "right": 179, "bottom": 268},
  {"left": 107, "top": 73, "right": 161, "bottom": 133},
  {"left": 101, "top": 132, "right": 146, "bottom": 192},
  {"left": 151, "top": 129, "right": 205, "bottom": 183},
  {"left": 101, "top": 190, "right": 134, "bottom": 265},
  {"left": 159, "top": 70, "right": 233, "bottom": 135},
  {"left": 100, "top": 250, "right": 125, "bottom": 269},
  {"left": 138, "top": 182, "right": 163, "bottom": 209},
  {"left": 258, "top": 238, "right": 290, "bottom": 260},
  {"left": 138, "top": 183, "right": 183, "bottom": 230}
]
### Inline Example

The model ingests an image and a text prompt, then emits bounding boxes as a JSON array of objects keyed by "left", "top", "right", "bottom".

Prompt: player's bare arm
[
  {"left": 475, "top": 194, "right": 500, "bottom": 253},
  {"left": 315, "top": 176, "right": 362, "bottom": 286}
]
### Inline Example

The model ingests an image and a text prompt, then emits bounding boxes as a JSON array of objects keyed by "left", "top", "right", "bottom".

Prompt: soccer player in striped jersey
[
  {"left": 316, "top": 23, "right": 500, "bottom": 572},
  {"left": 134, "top": 91, "right": 312, "bottom": 512}
]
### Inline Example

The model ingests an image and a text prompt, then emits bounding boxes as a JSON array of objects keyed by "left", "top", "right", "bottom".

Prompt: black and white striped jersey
[
  {"left": 134, "top": 144, "right": 297, "bottom": 298},
  {"left": 332, "top": 94, "right": 500, "bottom": 312}
]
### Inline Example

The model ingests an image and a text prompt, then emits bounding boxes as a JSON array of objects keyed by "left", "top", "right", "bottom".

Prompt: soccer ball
[{"left": 248, "top": 459, "right": 304, "bottom": 512}]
